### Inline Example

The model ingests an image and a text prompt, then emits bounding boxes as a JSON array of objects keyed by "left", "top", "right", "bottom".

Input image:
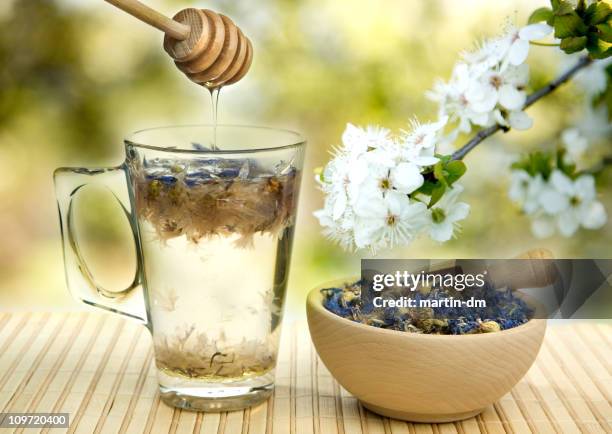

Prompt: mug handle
[{"left": 54, "top": 164, "right": 148, "bottom": 325}]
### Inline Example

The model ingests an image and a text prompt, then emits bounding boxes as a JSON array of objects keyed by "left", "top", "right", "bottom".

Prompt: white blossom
[
  {"left": 342, "top": 124, "right": 393, "bottom": 157},
  {"left": 315, "top": 119, "right": 458, "bottom": 252},
  {"left": 530, "top": 215, "right": 557, "bottom": 239},
  {"left": 509, "top": 170, "right": 544, "bottom": 214},
  {"left": 501, "top": 24, "right": 553, "bottom": 68},
  {"left": 400, "top": 117, "right": 447, "bottom": 166},
  {"left": 355, "top": 161, "right": 423, "bottom": 198},
  {"left": 353, "top": 190, "right": 428, "bottom": 251},
  {"left": 313, "top": 200, "right": 356, "bottom": 252},
  {"left": 483, "top": 64, "right": 529, "bottom": 111},
  {"left": 426, "top": 185, "right": 471, "bottom": 242},
  {"left": 462, "top": 24, "right": 552, "bottom": 69},
  {"left": 389, "top": 163, "right": 425, "bottom": 194},
  {"left": 505, "top": 110, "right": 534, "bottom": 130},
  {"left": 557, "top": 56, "right": 610, "bottom": 152},
  {"left": 429, "top": 24, "right": 552, "bottom": 139},
  {"left": 427, "top": 63, "right": 494, "bottom": 141},
  {"left": 561, "top": 55, "right": 612, "bottom": 98},
  {"left": 579, "top": 104, "right": 612, "bottom": 140},
  {"left": 539, "top": 170, "right": 607, "bottom": 237},
  {"left": 316, "top": 154, "right": 353, "bottom": 220},
  {"left": 508, "top": 169, "right": 608, "bottom": 238},
  {"left": 561, "top": 128, "right": 588, "bottom": 164}
]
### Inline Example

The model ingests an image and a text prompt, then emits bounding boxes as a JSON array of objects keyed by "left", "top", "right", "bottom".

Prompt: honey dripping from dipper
[
  {"left": 163, "top": 8, "right": 254, "bottom": 149},
  {"left": 103, "top": 1, "right": 253, "bottom": 149}
]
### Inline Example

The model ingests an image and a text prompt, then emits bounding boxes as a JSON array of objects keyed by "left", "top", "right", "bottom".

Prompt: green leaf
[
  {"left": 584, "top": 1, "right": 612, "bottom": 25},
  {"left": 586, "top": 32, "right": 612, "bottom": 58},
  {"left": 445, "top": 161, "right": 467, "bottom": 185},
  {"left": 416, "top": 180, "right": 437, "bottom": 196},
  {"left": 314, "top": 166, "right": 325, "bottom": 183},
  {"left": 556, "top": 148, "right": 577, "bottom": 178},
  {"left": 553, "top": 13, "right": 589, "bottom": 38},
  {"left": 554, "top": 0, "right": 576, "bottom": 16},
  {"left": 597, "top": 23, "right": 612, "bottom": 43},
  {"left": 513, "top": 151, "right": 555, "bottom": 179},
  {"left": 584, "top": 2, "right": 597, "bottom": 22},
  {"left": 434, "top": 153, "right": 451, "bottom": 164},
  {"left": 433, "top": 162, "right": 447, "bottom": 184},
  {"left": 592, "top": 45, "right": 612, "bottom": 58},
  {"left": 429, "top": 183, "right": 446, "bottom": 208},
  {"left": 529, "top": 7, "right": 553, "bottom": 24},
  {"left": 560, "top": 35, "right": 588, "bottom": 53}
]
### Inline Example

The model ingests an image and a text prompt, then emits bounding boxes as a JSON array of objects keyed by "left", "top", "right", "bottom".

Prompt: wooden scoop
[
  {"left": 104, "top": 0, "right": 253, "bottom": 88},
  {"left": 424, "top": 248, "right": 558, "bottom": 290}
]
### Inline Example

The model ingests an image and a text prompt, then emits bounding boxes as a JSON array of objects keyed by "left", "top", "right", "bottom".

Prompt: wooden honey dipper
[{"left": 104, "top": 0, "right": 253, "bottom": 88}]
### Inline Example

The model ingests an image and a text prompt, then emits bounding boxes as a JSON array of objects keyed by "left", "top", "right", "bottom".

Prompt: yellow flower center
[
  {"left": 432, "top": 208, "right": 446, "bottom": 224},
  {"left": 489, "top": 75, "right": 503, "bottom": 89}
]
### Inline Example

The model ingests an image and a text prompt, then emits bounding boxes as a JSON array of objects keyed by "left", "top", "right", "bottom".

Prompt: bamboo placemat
[{"left": 0, "top": 313, "right": 609, "bottom": 434}]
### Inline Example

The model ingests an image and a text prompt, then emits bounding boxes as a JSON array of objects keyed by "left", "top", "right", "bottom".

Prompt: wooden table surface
[{"left": 0, "top": 313, "right": 610, "bottom": 434}]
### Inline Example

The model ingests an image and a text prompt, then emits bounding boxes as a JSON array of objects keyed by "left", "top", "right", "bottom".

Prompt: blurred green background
[{"left": 0, "top": 0, "right": 610, "bottom": 314}]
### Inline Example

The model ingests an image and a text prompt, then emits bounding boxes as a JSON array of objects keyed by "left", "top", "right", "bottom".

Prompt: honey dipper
[{"left": 104, "top": 0, "right": 253, "bottom": 88}]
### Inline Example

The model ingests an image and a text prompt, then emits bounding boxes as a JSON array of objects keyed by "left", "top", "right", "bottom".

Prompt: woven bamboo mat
[{"left": 0, "top": 313, "right": 610, "bottom": 434}]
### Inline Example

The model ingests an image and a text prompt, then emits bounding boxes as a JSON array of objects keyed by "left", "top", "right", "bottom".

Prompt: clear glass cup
[{"left": 54, "top": 125, "right": 305, "bottom": 411}]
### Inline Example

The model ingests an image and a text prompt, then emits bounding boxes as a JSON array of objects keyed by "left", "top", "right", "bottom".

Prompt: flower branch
[
  {"left": 316, "top": 0, "right": 611, "bottom": 252},
  {"left": 451, "top": 55, "right": 593, "bottom": 161}
]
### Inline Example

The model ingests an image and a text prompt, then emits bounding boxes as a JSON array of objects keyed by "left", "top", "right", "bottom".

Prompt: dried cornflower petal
[{"left": 131, "top": 157, "right": 300, "bottom": 245}]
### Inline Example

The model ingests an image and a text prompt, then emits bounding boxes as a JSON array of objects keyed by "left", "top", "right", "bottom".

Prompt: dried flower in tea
[
  {"left": 154, "top": 326, "right": 280, "bottom": 380},
  {"left": 131, "top": 156, "right": 299, "bottom": 246}
]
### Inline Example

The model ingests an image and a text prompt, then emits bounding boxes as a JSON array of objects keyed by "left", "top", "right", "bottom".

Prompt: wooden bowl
[{"left": 306, "top": 280, "right": 546, "bottom": 423}]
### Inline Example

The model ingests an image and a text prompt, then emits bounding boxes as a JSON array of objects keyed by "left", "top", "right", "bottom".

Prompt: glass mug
[{"left": 54, "top": 125, "right": 305, "bottom": 411}]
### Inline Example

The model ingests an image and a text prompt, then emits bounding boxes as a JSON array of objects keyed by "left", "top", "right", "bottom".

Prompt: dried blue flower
[
  {"left": 322, "top": 287, "right": 353, "bottom": 317},
  {"left": 158, "top": 175, "right": 178, "bottom": 186},
  {"left": 321, "top": 280, "right": 532, "bottom": 335},
  {"left": 217, "top": 168, "right": 240, "bottom": 178},
  {"left": 184, "top": 171, "right": 212, "bottom": 187},
  {"left": 131, "top": 155, "right": 300, "bottom": 244}
]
